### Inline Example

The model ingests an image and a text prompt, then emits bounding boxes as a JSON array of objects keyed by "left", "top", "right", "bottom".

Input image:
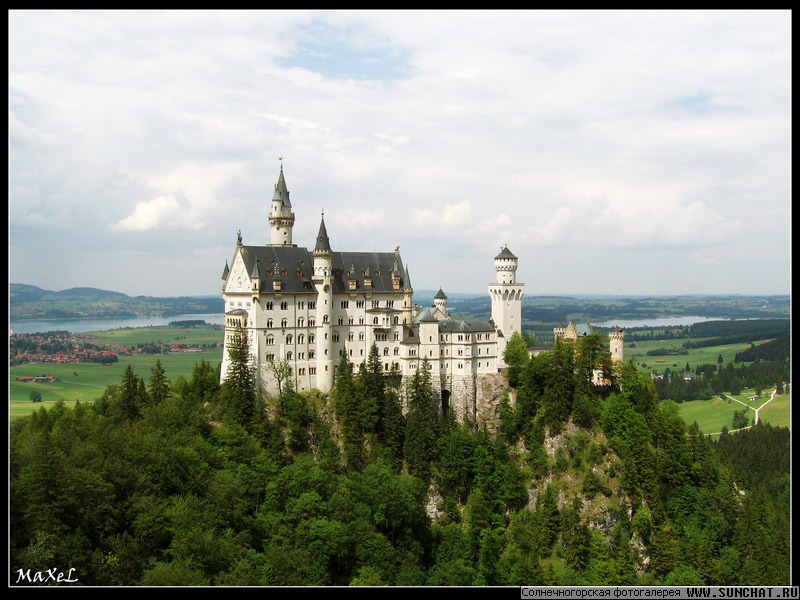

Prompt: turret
[
  {"left": 312, "top": 213, "right": 334, "bottom": 391},
  {"left": 488, "top": 245, "right": 525, "bottom": 368},
  {"left": 434, "top": 288, "right": 448, "bottom": 319},
  {"left": 268, "top": 165, "right": 296, "bottom": 246},
  {"left": 609, "top": 327, "right": 625, "bottom": 363}
]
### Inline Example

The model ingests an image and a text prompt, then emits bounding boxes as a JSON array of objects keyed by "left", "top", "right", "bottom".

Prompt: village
[{"left": 8, "top": 330, "right": 213, "bottom": 369}]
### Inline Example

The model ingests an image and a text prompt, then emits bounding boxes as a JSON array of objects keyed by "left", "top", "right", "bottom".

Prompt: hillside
[
  {"left": 8, "top": 335, "right": 791, "bottom": 586},
  {"left": 9, "top": 283, "right": 224, "bottom": 320}
]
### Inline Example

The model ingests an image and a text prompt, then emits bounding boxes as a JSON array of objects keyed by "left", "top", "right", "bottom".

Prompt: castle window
[
  {"left": 323, "top": 316, "right": 329, "bottom": 324},
  {"left": 373, "top": 317, "right": 379, "bottom": 325},
  {"left": 387, "top": 300, "right": 394, "bottom": 308},
  {"left": 359, "top": 333, "right": 365, "bottom": 341},
  {"left": 394, "top": 332, "right": 400, "bottom": 341},
  {"left": 298, "top": 353, "right": 305, "bottom": 360},
  {"left": 298, "top": 317, "right": 304, "bottom": 327},
  {"left": 393, "top": 317, "right": 399, "bottom": 325},
  {"left": 383, "top": 347, "right": 389, "bottom": 356},
  {"left": 266, "top": 353, "right": 275, "bottom": 362},
  {"left": 298, "top": 334, "right": 305, "bottom": 344},
  {"left": 309, "top": 318, "right": 316, "bottom": 327},
  {"left": 281, "top": 301, "right": 288, "bottom": 310},
  {"left": 372, "top": 300, "right": 380, "bottom": 308},
  {"left": 309, "top": 350, "right": 315, "bottom": 359},
  {"left": 309, "top": 367, "right": 316, "bottom": 374},
  {"left": 348, "top": 333, "right": 354, "bottom": 341},
  {"left": 309, "top": 334, "right": 315, "bottom": 343},
  {"left": 265, "top": 301, "right": 274, "bottom": 310},
  {"left": 356, "top": 300, "right": 364, "bottom": 308},
  {"left": 338, "top": 318, "right": 344, "bottom": 325},
  {"left": 349, "top": 317, "right": 354, "bottom": 325},
  {"left": 286, "top": 334, "right": 293, "bottom": 344},
  {"left": 267, "top": 318, "right": 274, "bottom": 328},
  {"left": 298, "top": 301, "right": 305, "bottom": 310},
  {"left": 349, "top": 349, "right": 353, "bottom": 357},
  {"left": 281, "top": 318, "right": 288, "bottom": 328},
  {"left": 359, "top": 317, "right": 364, "bottom": 325},
  {"left": 394, "top": 347, "right": 399, "bottom": 355},
  {"left": 341, "top": 301, "right": 349, "bottom": 309},
  {"left": 333, "top": 334, "right": 340, "bottom": 342},
  {"left": 458, "top": 363, "right": 463, "bottom": 369},
  {"left": 266, "top": 335, "right": 275, "bottom": 346},
  {"left": 286, "top": 351, "right": 293, "bottom": 360},
  {"left": 309, "top": 301, "right": 316, "bottom": 309},
  {"left": 298, "top": 367, "right": 305, "bottom": 375}
]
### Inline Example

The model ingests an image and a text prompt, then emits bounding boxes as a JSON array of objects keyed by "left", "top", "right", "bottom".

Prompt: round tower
[
  {"left": 434, "top": 288, "right": 448, "bottom": 319},
  {"left": 488, "top": 245, "right": 525, "bottom": 368},
  {"left": 268, "top": 164, "right": 296, "bottom": 246},
  {"left": 312, "top": 213, "right": 334, "bottom": 391},
  {"left": 609, "top": 327, "right": 625, "bottom": 363}
]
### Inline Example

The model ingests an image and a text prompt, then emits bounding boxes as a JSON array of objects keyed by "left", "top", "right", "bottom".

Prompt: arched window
[
  {"left": 298, "top": 334, "right": 305, "bottom": 344},
  {"left": 394, "top": 347, "right": 400, "bottom": 355},
  {"left": 373, "top": 317, "right": 379, "bottom": 325},
  {"left": 286, "top": 334, "right": 293, "bottom": 344},
  {"left": 309, "top": 317, "right": 316, "bottom": 327},
  {"left": 286, "top": 351, "right": 293, "bottom": 360},
  {"left": 383, "top": 347, "right": 389, "bottom": 356},
  {"left": 267, "top": 318, "right": 273, "bottom": 328},
  {"left": 281, "top": 318, "right": 288, "bottom": 328},
  {"left": 266, "top": 335, "right": 275, "bottom": 346},
  {"left": 298, "top": 317, "right": 304, "bottom": 327}
]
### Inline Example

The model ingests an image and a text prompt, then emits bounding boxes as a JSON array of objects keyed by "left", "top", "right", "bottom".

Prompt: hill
[{"left": 9, "top": 283, "right": 224, "bottom": 320}]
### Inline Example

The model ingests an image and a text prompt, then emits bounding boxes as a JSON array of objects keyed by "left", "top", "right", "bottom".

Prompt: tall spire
[
  {"left": 272, "top": 163, "right": 291, "bottom": 208},
  {"left": 314, "top": 212, "right": 331, "bottom": 253},
  {"left": 268, "top": 160, "right": 296, "bottom": 246}
]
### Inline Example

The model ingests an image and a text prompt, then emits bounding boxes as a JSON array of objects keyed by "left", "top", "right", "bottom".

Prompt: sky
[{"left": 9, "top": 10, "right": 791, "bottom": 299}]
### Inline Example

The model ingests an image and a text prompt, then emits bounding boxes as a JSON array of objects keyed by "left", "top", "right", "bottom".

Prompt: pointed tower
[
  {"left": 312, "top": 213, "right": 334, "bottom": 391},
  {"left": 488, "top": 245, "right": 525, "bottom": 368},
  {"left": 268, "top": 164, "right": 296, "bottom": 246},
  {"left": 433, "top": 288, "right": 448, "bottom": 320}
]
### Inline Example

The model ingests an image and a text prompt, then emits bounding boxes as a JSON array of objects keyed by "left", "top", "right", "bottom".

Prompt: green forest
[{"left": 9, "top": 327, "right": 790, "bottom": 587}]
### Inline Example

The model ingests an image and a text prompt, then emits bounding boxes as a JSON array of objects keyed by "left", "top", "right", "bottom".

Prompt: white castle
[{"left": 220, "top": 165, "right": 526, "bottom": 421}]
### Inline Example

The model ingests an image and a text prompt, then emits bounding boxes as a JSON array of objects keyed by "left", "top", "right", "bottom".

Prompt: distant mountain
[{"left": 9, "top": 283, "right": 224, "bottom": 320}]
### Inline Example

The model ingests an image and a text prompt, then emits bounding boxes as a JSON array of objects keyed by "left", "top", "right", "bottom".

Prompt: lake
[
  {"left": 592, "top": 316, "right": 730, "bottom": 329},
  {"left": 9, "top": 313, "right": 224, "bottom": 335}
]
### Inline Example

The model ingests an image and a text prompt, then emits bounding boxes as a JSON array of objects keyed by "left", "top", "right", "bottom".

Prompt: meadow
[{"left": 623, "top": 337, "right": 756, "bottom": 375}]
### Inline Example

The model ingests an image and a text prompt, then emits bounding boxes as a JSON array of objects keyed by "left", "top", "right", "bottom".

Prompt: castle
[{"left": 220, "top": 166, "right": 621, "bottom": 421}]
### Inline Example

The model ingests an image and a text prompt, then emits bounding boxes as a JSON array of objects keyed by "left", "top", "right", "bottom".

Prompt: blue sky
[{"left": 9, "top": 10, "right": 791, "bottom": 298}]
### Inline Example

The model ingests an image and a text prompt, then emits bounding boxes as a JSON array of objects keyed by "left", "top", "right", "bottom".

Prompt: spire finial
[{"left": 278, "top": 155, "right": 284, "bottom": 171}]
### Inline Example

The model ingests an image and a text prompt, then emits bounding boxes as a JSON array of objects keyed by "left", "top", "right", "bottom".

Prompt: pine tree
[
  {"left": 148, "top": 359, "right": 171, "bottom": 406},
  {"left": 119, "top": 364, "right": 142, "bottom": 421},
  {"left": 222, "top": 323, "right": 256, "bottom": 427}
]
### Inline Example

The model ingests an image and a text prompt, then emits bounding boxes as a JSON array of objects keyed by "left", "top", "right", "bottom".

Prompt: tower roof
[
  {"left": 434, "top": 288, "right": 447, "bottom": 300},
  {"left": 314, "top": 214, "right": 332, "bottom": 253},
  {"left": 272, "top": 166, "right": 291, "bottom": 208},
  {"left": 495, "top": 245, "right": 517, "bottom": 260}
]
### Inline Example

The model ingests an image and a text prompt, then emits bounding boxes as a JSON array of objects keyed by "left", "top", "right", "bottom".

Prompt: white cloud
[{"left": 9, "top": 10, "right": 790, "bottom": 297}]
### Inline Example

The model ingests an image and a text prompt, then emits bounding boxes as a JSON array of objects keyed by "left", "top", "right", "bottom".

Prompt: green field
[
  {"left": 624, "top": 338, "right": 758, "bottom": 375},
  {"left": 80, "top": 324, "right": 223, "bottom": 347},
  {"left": 674, "top": 387, "right": 791, "bottom": 437},
  {"left": 10, "top": 325, "right": 224, "bottom": 421}
]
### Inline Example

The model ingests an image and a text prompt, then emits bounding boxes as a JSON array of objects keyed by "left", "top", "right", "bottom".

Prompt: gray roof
[
  {"left": 434, "top": 288, "right": 447, "bottom": 299},
  {"left": 314, "top": 217, "right": 331, "bottom": 253},
  {"left": 495, "top": 245, "right": 517, "bottom": 260},
  {"left": 438, "top": 319, "right": 494, "bottom": 333},
  {"left": 233, "top": 245, "right": 407, "bottom": 295},
  {"left": 272, "top": 167, "right": 291, "bottom": 208}
]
